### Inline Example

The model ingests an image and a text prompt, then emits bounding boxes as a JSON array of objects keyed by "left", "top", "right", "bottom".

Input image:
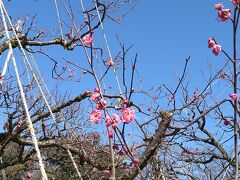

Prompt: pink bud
[
  {"left": 108, "top": 129, "right": 114, "bottom": 138},
  {"left": 106, "top": 59, "right": 114, "bottom": 67},
  {"left": 194, "top": 90, "right": 199, "bottom": 99},
  {"left": 212, "top": 44, "right": 222, "bottom": 56},
  {"left": 224, "top": 119, "right": 230, "bottom": 126},
  {"left": 94, "top": 87, "right": 100, "bottom": 93},
  {"left": 208, "top": 37, "right": 216, "bottom": 48},
  {"left": 230, "top": 93, "right": 238, "bottom": 100},
  {"left": 105, "top": 116, "right": 112, "bottom": 127}
]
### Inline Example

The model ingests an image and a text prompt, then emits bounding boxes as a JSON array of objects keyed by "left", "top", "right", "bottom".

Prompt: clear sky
[
  {"left": 4, "top": 0, "right": 236, "bottom": 90},
  {"left": 114, "top": 1, "right": 234, "bottom": 87}
]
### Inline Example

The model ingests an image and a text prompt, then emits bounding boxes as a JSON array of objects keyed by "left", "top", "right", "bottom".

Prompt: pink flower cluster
[
  {"left": 215, "top": 3, "right": 231, "bottom": 21},
  {"left": 89, "top": 88, "right": 105, "bottom": 124},
  {"left": 121, "top": 107, "right": 135, "bottom": 124},
  {"left": 208, "top": 37, "right": 222, "bottom": 56},
  {"left": 88, "top": 88, "right": 136, "bottom": 139},
  {"left": 82, "top": 31, "right": 94, "bottom": 46},
  {"left": 90, "top": 88, "right": 107, "bottom": 111}
]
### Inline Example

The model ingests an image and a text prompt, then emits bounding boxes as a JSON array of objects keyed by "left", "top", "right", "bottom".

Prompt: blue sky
[
  {"left": 4, "top": 0, "right": 235, "bottom": 90},
  {"left": 115, "top": 1, "right": 234, "bottom": 86}
]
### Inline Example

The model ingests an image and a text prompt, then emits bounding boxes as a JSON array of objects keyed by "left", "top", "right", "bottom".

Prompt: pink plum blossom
[
  {"left": 208, "top": 37, "right": 216, "bottom": 48},
  {"left": 230, "top": 93, "right": 238, "bottom": 100},
  {"left": 82, "top": 34, "right": 94, "bottom": 46},
  {"left": 121, "top": 108, "right": 135, "bottom": 124},
  {"left": 89, "top": 109, "right": 102, "bottom": 124},
  {"left": 218, "top": 9, "right": 231, "bottom": 21},
  {"left": 212, "top": 45, "right": 222, "bottom": 55},
  {"left": 215, "top": 3, "right": 223, "bottom": 10},
  {"left": 90, "top": 92, "right": 100, "bottom": 102}
]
